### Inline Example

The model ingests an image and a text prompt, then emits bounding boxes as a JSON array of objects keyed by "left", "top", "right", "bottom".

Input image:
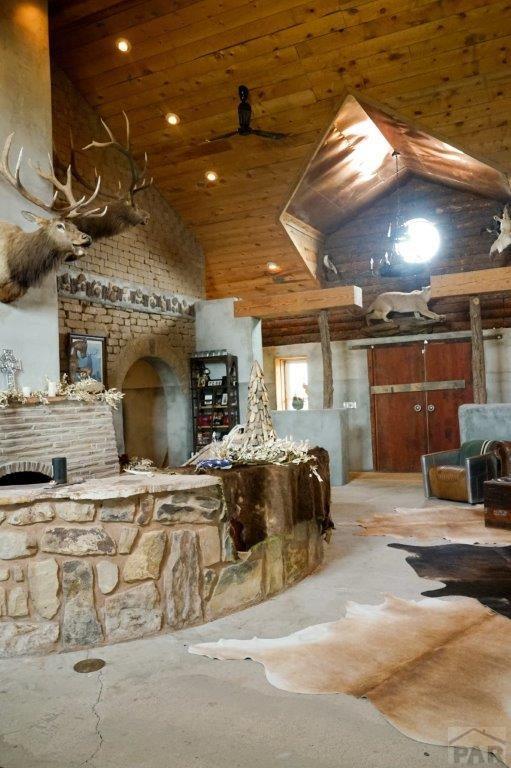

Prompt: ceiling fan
[{"left": 205, "top": 85, "right": 289, "bottom": 143}]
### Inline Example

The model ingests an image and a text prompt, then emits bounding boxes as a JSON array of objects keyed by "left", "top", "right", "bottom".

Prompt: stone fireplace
[
  {"left": 0, "top": 401, "right": 120, "bottom": 484},
  {"left": 0, "top": 459, "right": 328, "bottom": 657}
]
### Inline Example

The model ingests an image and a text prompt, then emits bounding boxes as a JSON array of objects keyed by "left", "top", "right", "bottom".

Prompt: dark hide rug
[{"left": 390, "top": 542, "right": 511, "bottom": 618}]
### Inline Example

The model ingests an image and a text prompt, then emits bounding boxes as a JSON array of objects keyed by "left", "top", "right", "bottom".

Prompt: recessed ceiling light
[
  {"left": 205, "top": 170, "right": 218, "bottom": 182},
  {"left": 166, "top": 112, "right": 180, "bottom": 126},
  {"left": 266, "top": 261, "right": 281, "bottom": 273},
  {"left": 116, "top": 38, "right": 131, "bottom": 53}
]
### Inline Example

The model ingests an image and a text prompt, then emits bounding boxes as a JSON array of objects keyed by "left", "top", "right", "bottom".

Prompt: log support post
[
  {"left": 469, "top": 296, "right": 487, "bottom": 404},
  {"left": 318, "top": 310, "right": 333, "bottom": 409}
]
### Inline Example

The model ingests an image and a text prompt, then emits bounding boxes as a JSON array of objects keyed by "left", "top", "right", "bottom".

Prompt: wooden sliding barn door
[
  {"left": 369, "top": 340, "right": 473, "bottom": 472},
  {"left": 369, "top": 344, "right": 427, "bottom": 472},
  {"left": 424, "top": 340, "right": 473, "bottom": 454}
]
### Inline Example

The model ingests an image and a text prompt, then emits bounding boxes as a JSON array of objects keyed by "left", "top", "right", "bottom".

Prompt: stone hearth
[
  {"left": 0, "top": 469, "right": 324, "bottom": 656},
  {"left": 0, "top": 401, "right": 119, "bottom": 483}
]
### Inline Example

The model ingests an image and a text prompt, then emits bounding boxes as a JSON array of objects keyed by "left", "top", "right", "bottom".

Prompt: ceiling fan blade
[
  {"left": 204, "top": 131, "right": 239, "bottom": 143},
  {"left": 250, "top": 129, "right": 288, "bottom": 140}
]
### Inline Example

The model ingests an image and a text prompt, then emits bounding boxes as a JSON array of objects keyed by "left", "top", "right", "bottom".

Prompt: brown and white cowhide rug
[
  {"left": 358, "top": 505, "right": 511, "bottom": 545},
  {"left": 190, "top": 596, "right": 511, "bottom": 765}
]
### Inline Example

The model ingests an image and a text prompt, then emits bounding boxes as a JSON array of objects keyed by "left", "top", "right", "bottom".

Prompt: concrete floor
[{"left": 1, "top": 474, "right": 454, "bottom": 768}]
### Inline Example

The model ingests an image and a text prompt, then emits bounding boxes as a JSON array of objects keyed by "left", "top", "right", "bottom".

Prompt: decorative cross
[{"left": 0, "top": 349, "right": 22, "bottom": 389}]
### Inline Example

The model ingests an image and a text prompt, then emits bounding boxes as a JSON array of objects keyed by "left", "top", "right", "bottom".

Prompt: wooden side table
[{"left": 483, "top": 478, "right": 511, "bottom": 529}]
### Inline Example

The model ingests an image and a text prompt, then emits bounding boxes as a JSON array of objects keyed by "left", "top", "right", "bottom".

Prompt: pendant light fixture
[{"left": 372, "top": 150, "right": 407, "bottom": 277}]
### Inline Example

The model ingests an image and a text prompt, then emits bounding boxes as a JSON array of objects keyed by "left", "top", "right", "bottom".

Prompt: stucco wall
[
  {"left": 195, "top": 298, "right": 262, "bottom": 420},
  {"left": 0, "top": 1, "right": 60, "bottom": 389},
  {"left": 264, "top": 342, "right": 372, "bottom": 471}
]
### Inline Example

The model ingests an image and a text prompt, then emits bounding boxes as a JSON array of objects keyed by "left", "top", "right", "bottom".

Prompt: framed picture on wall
[{"left": 68, "top": 333, "right": 107, "bottom": 385}]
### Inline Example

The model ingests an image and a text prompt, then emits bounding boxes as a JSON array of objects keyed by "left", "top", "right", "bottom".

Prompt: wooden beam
[
  {"left": 318, "top": 310, "right": 333, "bottom": 409},
  {"left": 470, "top": 296, "right": 487, "bottom": 404},
  {"left": 234, "top": 285, "right": 363, "bottom": 318},
  {"left": 431, "top": 267, "right": 511, "bottom": 299}
]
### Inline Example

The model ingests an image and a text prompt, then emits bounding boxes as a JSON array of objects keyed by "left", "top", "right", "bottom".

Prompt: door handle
[
  {"left": 414, "top": 404, "right": 422, "bottom": 412},
  {"left": 427, "top": 404, "right": 435, "bottom": 412}
]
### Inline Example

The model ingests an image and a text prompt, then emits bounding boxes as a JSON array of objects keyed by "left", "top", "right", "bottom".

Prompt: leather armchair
[{"left": 421, "top": 440, "right": 511, "bottom": 504}]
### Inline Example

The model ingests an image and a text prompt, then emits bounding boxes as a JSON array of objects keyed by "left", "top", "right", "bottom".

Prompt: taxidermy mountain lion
[{"left": 365, "top": 286, "right": 445, "bottom": 325}]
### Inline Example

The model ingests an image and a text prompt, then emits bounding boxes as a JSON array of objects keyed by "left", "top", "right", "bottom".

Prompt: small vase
[{"left": 292, "top": 396, "right": 304, "bottom": 411}]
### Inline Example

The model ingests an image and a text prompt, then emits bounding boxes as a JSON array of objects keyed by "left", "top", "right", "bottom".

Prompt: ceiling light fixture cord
[{"left": 393, "top": 149, "right": 401, "bottom": 241}]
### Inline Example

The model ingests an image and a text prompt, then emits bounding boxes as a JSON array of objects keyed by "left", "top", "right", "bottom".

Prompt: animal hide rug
[
  {"left": 358, "top": 505, "right": 511, "bottom": 545},
  {"left": 190, "top": 596, "right": 511, "bottom": 765},
  {"left": 391, "top": 542, "right": 511, "bottom": 618}
]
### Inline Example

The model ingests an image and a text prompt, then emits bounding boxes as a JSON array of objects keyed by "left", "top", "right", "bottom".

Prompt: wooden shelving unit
[{"left": 190, "top": 354, "right": 240, "bottom": 454}]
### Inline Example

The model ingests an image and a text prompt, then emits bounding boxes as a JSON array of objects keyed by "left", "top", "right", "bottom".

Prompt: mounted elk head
[
  {"left": 65, "top": 112, "right": 153, "bottom": 240},
  {"left": 0, "top": 134, "right": 106, "bottom": 304}
]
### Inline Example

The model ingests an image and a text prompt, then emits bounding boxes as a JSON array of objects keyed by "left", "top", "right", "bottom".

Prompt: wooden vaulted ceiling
[
  {"left": 280, "top": 94, "right": 510, "bottom": 270},
  {"left": 49, "top": 0, "right": 511, "bottom": 300}
]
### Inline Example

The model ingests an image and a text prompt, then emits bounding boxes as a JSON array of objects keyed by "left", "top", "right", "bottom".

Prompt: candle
[
  {"left": 47, "top": 381, "right": 57, "bottom": 397},
  {"left": 52, "top": 457, "right": 67, "bottom": 485},
  {"left": 22, "top": 386, "right": 31, "bottom": 397}
]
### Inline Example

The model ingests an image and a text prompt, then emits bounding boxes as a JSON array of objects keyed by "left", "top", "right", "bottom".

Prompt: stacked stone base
[{"left": 0, "top": 472, "right": 323, "bottom": 657}]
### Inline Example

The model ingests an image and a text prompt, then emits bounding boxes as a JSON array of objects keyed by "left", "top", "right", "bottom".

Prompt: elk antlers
[
  {"left": 84, "top": 111, "right": 153, "bottom": 201},
  {"left": 0, "top": 133, "right": 106, "bottom": 219}
]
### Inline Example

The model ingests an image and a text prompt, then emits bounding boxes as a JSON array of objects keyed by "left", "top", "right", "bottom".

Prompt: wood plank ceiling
[{"left": 49, "top": 0, "right": 511, "bottom": 301}]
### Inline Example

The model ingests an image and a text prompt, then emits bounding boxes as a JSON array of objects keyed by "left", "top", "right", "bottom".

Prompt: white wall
[
  {"left": 264, "top": 330, "right": 511, "bottom": 472},
  {"left": 264, "top": 341, "right": 372, "bottom": 471},
  {"left": 0, "top": 1, "right": 59, "bottom": 390}
]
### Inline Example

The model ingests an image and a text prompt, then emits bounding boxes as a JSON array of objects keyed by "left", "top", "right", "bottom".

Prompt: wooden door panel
[
  {"left": 372, "top": 390, "right": 427, "bottom": 472},
  {"left": 425, "top": 341, "right": 474, "bottom": 454},
  {"left": 426, "top": 389, "right": 473, "bottom": 453},
  {"left": 424, "top": 341, "right": 472, "bottom": 383},
  {"left": 370, "top": 344, "right": 424, "bottom": 386}
]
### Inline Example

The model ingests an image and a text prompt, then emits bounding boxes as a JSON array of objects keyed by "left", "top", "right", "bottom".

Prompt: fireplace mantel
[{"left": 0, "top": 395, "right": 84, "bottom": 408}]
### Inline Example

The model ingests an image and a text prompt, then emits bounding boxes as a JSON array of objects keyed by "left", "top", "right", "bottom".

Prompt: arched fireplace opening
[
  {"left": 0, "top": 462, "right": 53, "bottom": 486},
  {"left": 0, "top": 471, "right": 51, "bottom": 486}
]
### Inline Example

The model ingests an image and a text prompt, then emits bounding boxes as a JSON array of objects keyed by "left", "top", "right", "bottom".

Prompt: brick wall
[
  {"left": 0, "top": 401, "right": 119, "bottom": 482},
  {"left": 51, "top": 67, "right": 205, "bottom": 387}
]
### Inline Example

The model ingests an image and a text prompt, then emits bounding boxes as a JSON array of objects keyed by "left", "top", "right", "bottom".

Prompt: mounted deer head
[
  {"left": 490, "top": 205, "right": 511, "bottom": 257},
  {"left": 65, "top": 112, "right": 153, "bottom": 239},
  {"left": 0, "top": 133, "right": 106, "bottom": 304}
]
